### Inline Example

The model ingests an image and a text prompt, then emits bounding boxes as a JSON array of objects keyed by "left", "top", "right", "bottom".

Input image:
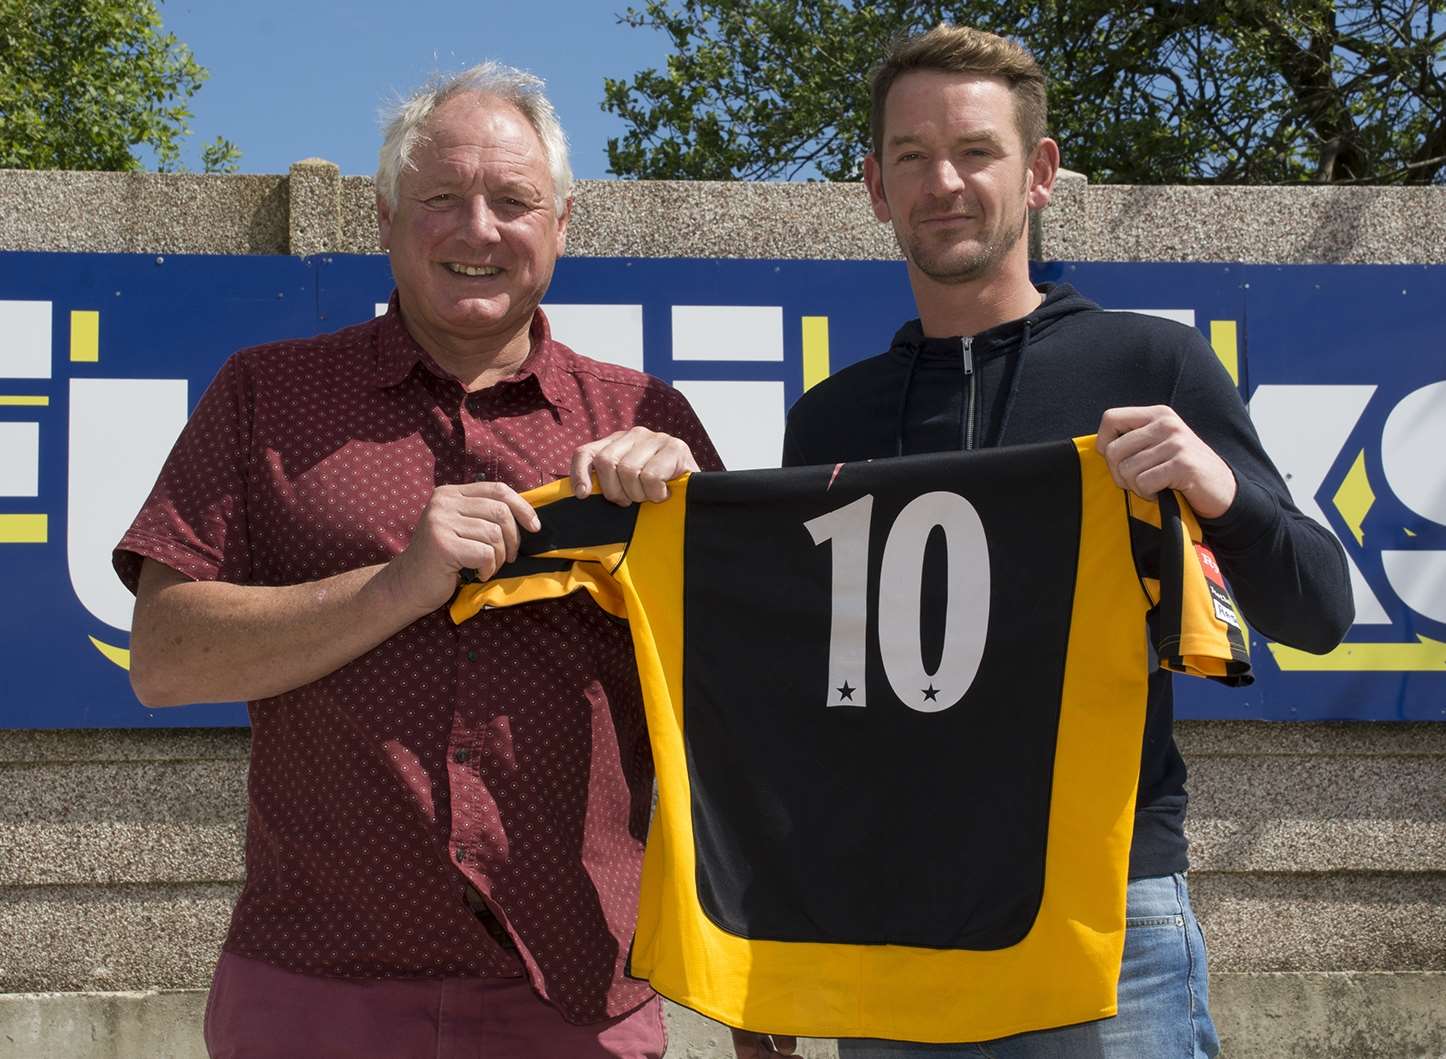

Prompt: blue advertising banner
[{"left": 0, "top": 252, "right": 1441, "bottom": 726}]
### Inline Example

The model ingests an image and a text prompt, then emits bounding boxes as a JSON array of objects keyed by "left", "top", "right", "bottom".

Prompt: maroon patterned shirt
[{"left": 114, "top": 302, "right": 722, "bottom": 1023}]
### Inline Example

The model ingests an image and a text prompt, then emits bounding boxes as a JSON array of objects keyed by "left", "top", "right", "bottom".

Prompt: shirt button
[
  {"left": 454, "top": 748, "right": 471, "bottom": 764},
  {"left": 455, "top": 847, "right": 466, "bottom": 864},
  {"left": 474, "top": 471, "right": 488, "bottom": 482},
  {"left": 466, "top": 649, "right": 478, "bottom": 662}
]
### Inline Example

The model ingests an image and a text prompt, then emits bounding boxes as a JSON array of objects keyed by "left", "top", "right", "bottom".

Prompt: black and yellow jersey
[{"left": 450, "top": 437, "right": 1250, "bottom": 1043}]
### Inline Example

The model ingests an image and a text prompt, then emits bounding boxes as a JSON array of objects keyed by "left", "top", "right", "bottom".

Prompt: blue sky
[{"left": 143, "top": 1, "right": 675, "bottom": 178}]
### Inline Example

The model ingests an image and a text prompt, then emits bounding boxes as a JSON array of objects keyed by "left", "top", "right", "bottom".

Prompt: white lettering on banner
[
  {"left": 67, "top": 378, "right": 189, "bottom": 631},
  {"left": 671, "top": 305, "right": 784, "bottom": 361},
  {"left": 1380, "top": 380, "right": 1446, "bottom": 622},
  {"left": 1381, "top": 553, "right": 1446, "bottom": 624},
  {"left": 0, "top": 422, "right": 40, "bottom": 497},
  {"left": 0, "top": 300, "right": 53, "bottom": 379},
  {"left": 1248, "top": 384, "right": 1391, "bottom": 624},
  {"left": 674, "top": 380, "right": 784, "bottom": 471},
  {"left": 1381, "top": 380, "right": 1446, "bottom": 525},
  {"left": 1108, "top": 308, "right": 1196, "bottom": 326},
  {"left": 806, "top": 493, "right": 991, "bottom": 713},
  {"left": 542, "top": 304, "right": 645, "bottom": 372}
]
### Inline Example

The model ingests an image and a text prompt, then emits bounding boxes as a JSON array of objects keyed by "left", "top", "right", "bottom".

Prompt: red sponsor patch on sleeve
[{"left": 1195, "top": 543, "right": 1226, "bottom": 588}]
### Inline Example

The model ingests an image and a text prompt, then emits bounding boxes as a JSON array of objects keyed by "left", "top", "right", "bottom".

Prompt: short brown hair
[{"left": 869, "top": 24, "right": 1047, "bottom": 156}]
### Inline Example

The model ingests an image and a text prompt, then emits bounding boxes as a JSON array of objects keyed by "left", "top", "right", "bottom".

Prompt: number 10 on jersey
[{"left": 804, "top": 492, "right": 991, "bottom": 714}]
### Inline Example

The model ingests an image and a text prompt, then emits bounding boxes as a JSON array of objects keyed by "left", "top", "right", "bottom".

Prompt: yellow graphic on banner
[
  {"left": 1269, "top": 636, "right": 1446, "bottom": 672},
  {"left": 70, "top": 310, "right": 99, "bottom": 362},
  {"left": 0, "top": 395, "right": 49, "bottom": 406},
  {"left": 802, "top": 316, "right": 830, "bottom": 391},
  {"left": 1209, "top": 321, "right": 1238, "bottom": 385},
  {"left": 88, "top": 636, "right": 131, "bottom": 671},
  {"left": 1332, "top": 450, "right": 1375, "bottom": 547},
  {"left": 0, "top": 514, "right": 47, "bottom": 543}
]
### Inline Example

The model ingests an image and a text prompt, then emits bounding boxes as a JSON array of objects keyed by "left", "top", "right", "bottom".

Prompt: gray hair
[{"left": 376, "top": 61, "right": 573, "bottom": 215}]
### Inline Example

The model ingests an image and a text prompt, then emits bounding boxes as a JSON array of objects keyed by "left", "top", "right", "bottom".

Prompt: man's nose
[
  {"left": 458, "top": 197, "right": 502, "bottom": 242},
  {"left": 922, "top": 159, "right": 966, "bottom": 197}
]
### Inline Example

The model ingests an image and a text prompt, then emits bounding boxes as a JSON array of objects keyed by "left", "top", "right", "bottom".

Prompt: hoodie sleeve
[
  {"left": 1168, "top": 331, "right": 1354, "bottom": 653},
  {"left": 781, "top": 412, "right": 810, "bottom": 468}
]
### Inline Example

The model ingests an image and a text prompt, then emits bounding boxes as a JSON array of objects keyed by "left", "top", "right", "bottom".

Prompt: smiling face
[
  {"left": 377, "top": 93, "right": 569, "bottom": 368},
  {"left": 865, "top": 70, "right": 1047, "bottom": 287}
]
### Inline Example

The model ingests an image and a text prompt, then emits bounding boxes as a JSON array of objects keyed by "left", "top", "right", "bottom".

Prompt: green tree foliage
[
  {"left": 0, "top": 0, "right": 239, "bottom": 172},
  {"left": 603, "top": 0, "right": 1446, "bottom": 184},
  {"left": 200, "top": 135, "right": 242, "bottom": 174}
]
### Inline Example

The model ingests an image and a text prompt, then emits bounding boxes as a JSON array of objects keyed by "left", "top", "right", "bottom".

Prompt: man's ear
[
  {"left": 376, "top": 195, "right": 393, "bottom": 250},
  {"left": 1026, "top": 138, "right": 1061, "bottom": 211},
  {"left": 863, "top": 153, "right": 891, "bottom": 223},
  {"left": 555, "top": 195, "right": 573, "bottom": 255}
]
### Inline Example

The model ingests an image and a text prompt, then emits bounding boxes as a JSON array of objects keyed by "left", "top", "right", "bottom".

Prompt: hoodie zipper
[{"left": 962, "top": 336, "right": 976, "bottom": 450}]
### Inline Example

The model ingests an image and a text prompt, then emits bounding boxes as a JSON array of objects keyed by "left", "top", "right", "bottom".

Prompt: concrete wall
[{"left": 1, "top": 163, "right": 1443, "bottom": 1059}]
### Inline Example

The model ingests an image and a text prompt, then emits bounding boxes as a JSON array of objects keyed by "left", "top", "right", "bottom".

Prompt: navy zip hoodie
[{"left": 783, "top": 282, "right": 1353, "bottom": 878}]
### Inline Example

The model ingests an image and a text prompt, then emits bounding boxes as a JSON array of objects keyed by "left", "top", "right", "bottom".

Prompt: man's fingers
[
  {"left": 571, "top": 439, "right": 607, "bottom": 499},
  {"left": 1102, "top": 430, "right": 1159, "bottom": 489},
  {"left": 571, "top": 430, "right": 698, "bottom": 506},
  {"left": 1096, "top": 405, "right": 1161, "bottom": 446},
  {"left": 571, "top": 431, "right": 630, "bottom": 503},
  {"left": 444, "top": 495, "right": 549, "bottom": 571},
  {"left": 1102, "top": 417, "right": 1167, "bottom": 462},
  {"left": 590, "top": 430, "right": 661, "bottom": 505},
  {"left": 502, "top": 492, "right": 540, "bottom": 534},
  {"left": 612, "top": 436, "right": 669, "bottom": 504},
  {"left": 451, "top": 522, "right": 507, "bottom": 580},
  {"left": 450, "top": 499, "right": 525, "bottom": 561},
  {"left": 1097, "top": 409, "right": 1177, "bottom": 492},
  {"left": 453, "top": 482, "right": 540, "bottom": 533},
  {"left": 1115, "top": 436, "right": 1177, "bottom": 487},
  {"left": 593, "top": 443, "right": 627, "bottom": 505},
  {"left": 641, "top": 437, "right": 694, "bottom": 502}
]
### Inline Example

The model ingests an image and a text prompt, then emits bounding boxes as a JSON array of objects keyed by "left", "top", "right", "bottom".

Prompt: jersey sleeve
[
  {"left": 448, "top": 477, "right": 643, "bottom": 625},
  {"left": 1130, "top": 489, "right": 1253, "bottom": 686}
]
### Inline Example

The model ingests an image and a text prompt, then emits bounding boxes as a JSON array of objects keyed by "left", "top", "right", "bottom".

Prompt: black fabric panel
[
  {"left": 1128, "top": 516, "right": 1162, "bottom": 583},
  {"left": 1154, "top": 492, "right": 1186, "bottom": 655},
  {"left": 681, "top": 442, "right": 1082, "bottom": 951},
  {"left": 460, "top": 492, "right": 639, "bottom": 583},
  {"left": 475, "top": 554, "right": 577, "bottom": 581},
  {"left": 520, "top": 493, "right": 639, "bottom": 559}
]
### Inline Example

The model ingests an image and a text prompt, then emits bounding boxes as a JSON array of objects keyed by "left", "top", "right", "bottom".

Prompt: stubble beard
[{"left": 899, "top": 204, "right": 1029, "bottom": 286}]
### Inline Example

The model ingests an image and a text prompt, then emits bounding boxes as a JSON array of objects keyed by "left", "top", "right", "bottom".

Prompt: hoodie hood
[{"left": 887, "top": 283, "right": 1099, "bottom": 454}]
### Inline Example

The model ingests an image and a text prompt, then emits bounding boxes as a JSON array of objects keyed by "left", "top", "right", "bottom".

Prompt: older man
[{"left": 117, "top": 63, "right": 719, "bottom": 1059}]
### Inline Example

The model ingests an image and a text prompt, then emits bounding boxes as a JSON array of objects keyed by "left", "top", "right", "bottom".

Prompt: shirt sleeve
[
  {"left": 637, "top": 380, "right": 726, "bottom": 473},
  {"left": 1139, "top": 489, "right": 1253, "bottom": 686},
  {"left": 112, "top": 353, "right": 254, "bottom": 594},
  {"left": 1167, "top": 329, "right": 1354, "bottom": 652}
]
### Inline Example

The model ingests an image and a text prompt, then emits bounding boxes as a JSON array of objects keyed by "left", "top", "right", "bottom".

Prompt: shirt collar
[
  {"left": 511, "top": 308, "right": 576, "bottom": 411},
  {"left": 372, "top": 293, "right": 574, "bottom": 411}
]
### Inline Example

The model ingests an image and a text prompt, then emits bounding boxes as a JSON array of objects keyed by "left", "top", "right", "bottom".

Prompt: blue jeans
[{"left": 837, "top": 874, "right": 1220, "bottom": 1059}]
